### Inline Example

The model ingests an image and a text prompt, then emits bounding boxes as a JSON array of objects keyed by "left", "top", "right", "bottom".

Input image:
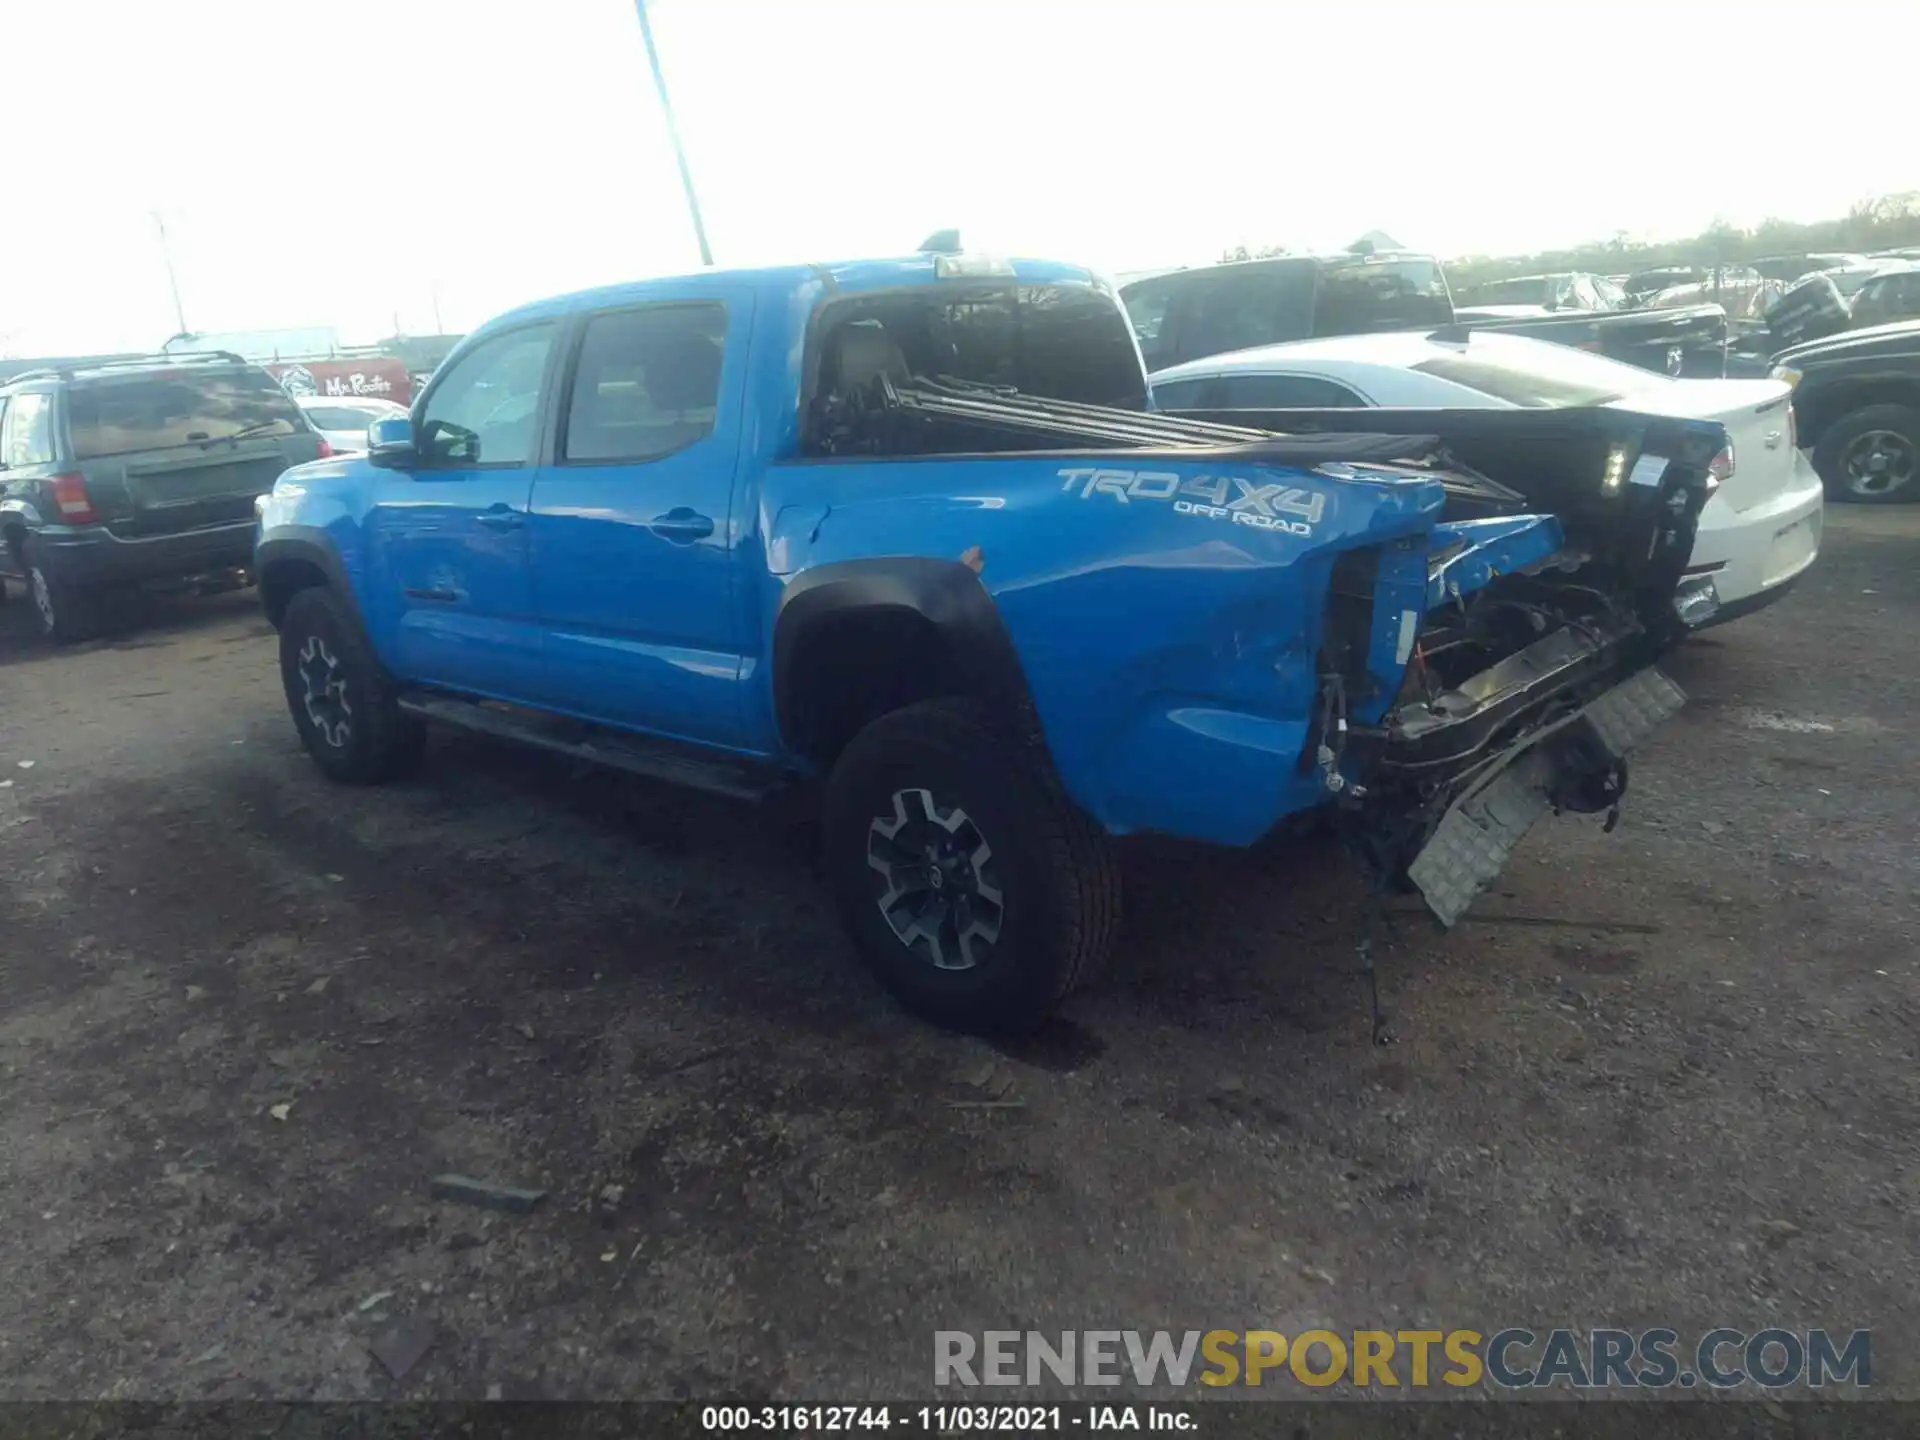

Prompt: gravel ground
[{"left": 0, "top": 508, "right": 1914, "bottom": 1402}]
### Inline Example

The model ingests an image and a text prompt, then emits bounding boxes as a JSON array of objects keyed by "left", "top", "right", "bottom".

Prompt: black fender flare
[
  {"left": 254, "top": 528, "right": 363, "bottom": 634},
  {"left": 771, "top": 557, "right": 1037, "bottom": 763}
]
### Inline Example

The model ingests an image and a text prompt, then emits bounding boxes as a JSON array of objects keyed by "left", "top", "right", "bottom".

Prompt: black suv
[{"left": 0, "top": 353, "right": 326, "bottom": 642}]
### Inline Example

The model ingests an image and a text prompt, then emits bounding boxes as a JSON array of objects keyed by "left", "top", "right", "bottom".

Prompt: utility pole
[
  {"left": 632, "top": 0, "right": 713, "bottom": 266},
  {"left": 151, "top": 210, "right": 189, "bottom": 335}
]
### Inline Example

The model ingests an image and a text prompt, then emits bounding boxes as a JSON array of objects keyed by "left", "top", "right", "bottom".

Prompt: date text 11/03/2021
[{"left": 702, "top": 1407, "right": 1188, "bottom": 1432}]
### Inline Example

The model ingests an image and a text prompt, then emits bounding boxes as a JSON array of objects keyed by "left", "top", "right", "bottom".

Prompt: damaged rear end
[{"left": 1275, "top": 406, "right": 1723, "bottom": 923}]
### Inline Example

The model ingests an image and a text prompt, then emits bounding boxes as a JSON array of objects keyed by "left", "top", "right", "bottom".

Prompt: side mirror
[{"left": 366, "top": 416, "right": 417, "bottom": 469}]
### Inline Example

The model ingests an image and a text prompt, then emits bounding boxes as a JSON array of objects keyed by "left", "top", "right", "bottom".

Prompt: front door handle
[
  {"left": 476, "top": 504, "right": 524, "bottom": 531},
  {"left": 650, "top": 507, "right": 714, "bottom": 543}
]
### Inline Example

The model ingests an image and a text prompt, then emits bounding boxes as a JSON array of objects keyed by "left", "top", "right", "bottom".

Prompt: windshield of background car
[
  {"left": 1468, "top": 277, "right": 1551, "bottom": 304},
  {"left": 819, "top": 283, "right": 1147, "bottom": 408},
  {"left": 1410, "top": 337, "right": 1648, "bottom": 407},
  {"left": 1314, "top": 258, "right": 1453, "bottom": 335},
  {"left": 304, "top": 404, "right": 385, "bottom": 431},
  {"left": 69, "top": 369, "right": 305, "bottom": 459},
  {"left": 1627, "top": 269, "right": 1696, "bottom": 295}
]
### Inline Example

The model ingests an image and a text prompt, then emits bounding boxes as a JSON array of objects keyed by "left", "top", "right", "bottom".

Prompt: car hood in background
[{"left": 1774, "top": 318, "right": 1920, "bottom": 366}]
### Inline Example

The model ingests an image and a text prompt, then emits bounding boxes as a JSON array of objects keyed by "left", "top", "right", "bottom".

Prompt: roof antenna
[{"left": 917, "top": 229, "right": 962, "bottom": 255}]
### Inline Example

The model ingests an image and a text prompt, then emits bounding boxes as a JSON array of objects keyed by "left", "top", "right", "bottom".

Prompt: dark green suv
[{"left": 0, "top": 353, "right": 327, "bottom": 642}]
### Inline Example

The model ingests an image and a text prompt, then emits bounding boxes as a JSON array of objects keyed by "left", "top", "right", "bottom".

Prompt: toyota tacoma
[{"left": 254, "top": 250, "right": 1720, "bottom": 1033}]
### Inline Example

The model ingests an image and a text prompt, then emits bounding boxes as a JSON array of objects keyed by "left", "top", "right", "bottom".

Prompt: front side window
[
  {"left": 562, "top": 303, "right": 727, "bottom": 463},
  {"left": 1, "top": 390, "right": 55, "bottom": 467},
  {"left": 68, "top": 370, "right": 303, "bottom": 459},
  {"left": 417, "top": 323, "right": 556, "bottom": 467}
]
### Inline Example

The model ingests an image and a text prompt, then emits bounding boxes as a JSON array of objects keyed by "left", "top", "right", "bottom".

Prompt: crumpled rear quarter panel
[{"left": 764, "top": 453, "right": 1449, "bottom": 845}]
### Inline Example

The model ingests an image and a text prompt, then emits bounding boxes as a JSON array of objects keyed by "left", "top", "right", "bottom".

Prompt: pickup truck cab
[{"left": 256, "top": 251, "right": 1722, "bottom": 1034}]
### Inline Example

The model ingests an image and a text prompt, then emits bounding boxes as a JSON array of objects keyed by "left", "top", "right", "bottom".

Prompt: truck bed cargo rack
[{"left": 867, "top": 374, "right": 1455, "bottom": 472}]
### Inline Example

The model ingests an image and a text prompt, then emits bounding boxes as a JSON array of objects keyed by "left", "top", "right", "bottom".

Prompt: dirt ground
[{"left": 1, "top": 509, "right": 1915, "bottom": 1403}]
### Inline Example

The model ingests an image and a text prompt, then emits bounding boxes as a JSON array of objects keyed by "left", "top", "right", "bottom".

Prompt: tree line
[{"left": 1219, "top": 193, "right": 1920, "bottom": 282}]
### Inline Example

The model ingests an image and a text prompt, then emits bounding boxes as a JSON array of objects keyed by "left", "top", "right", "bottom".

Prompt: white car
[
  {"left": 1149, "top": 330, "right": 1823, "bottom": 630},
  {"left": 296, "top": 396, "right": 409, "bottom": 456}
]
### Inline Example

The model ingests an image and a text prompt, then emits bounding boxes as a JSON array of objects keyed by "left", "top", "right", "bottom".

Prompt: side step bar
[{"left": 397, "top": 694, "right": 783, "bottom": 802}]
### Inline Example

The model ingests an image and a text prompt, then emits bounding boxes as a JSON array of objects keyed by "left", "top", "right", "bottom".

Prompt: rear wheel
[
  {"left": 25, "top": 543, "right": 103, "bottom": 645},
  {"left": 822, "top": 698, "right": 1120, "bottom": 1035},
  {"left": 278, "top": 586, "right": 426, "bottom": 784},
  {"left": 1814, "top": 404, "right": 1920, "bottom": 504}
]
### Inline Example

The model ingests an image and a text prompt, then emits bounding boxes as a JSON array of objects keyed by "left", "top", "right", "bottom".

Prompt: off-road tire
[
  {"left": 822, "top": 697, "right": 1121, "bottom": 1035},
  {"left": 26, "top": 543, "right": 103, "bottom": 645},
  {"left": 1813, "top": 403, "right": 1920, "bottom": 504},
  {"left": 279, "top": 586, "right": 426, "bottom": 784}
]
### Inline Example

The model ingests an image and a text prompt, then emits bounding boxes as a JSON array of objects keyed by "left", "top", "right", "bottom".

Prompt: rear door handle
[
  {"left": 650, "top": 507, "right": 714, "bottom": 543},
  {"left": 476, "top": 504, "right": 524, "bottom": 531}
]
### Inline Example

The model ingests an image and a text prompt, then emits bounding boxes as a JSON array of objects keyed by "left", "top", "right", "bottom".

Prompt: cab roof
[{"left": 478, "top": 253, "right": 1109, "bottom": 334}]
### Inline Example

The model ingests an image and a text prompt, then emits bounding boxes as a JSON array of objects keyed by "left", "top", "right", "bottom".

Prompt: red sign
[{"left": 266, "top": 357, "right": 412, "bottom": 406}]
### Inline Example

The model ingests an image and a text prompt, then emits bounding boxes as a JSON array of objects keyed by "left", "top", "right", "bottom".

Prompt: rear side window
[
  {"left": 1214, "top": 373, "right": 1367, "bottom": 408},
  {"left": 1314, "top": 259, "right": 1452, "bottom": 337},
  {"left": 811, "top": 283, "right": 1146, "bottom": 410},
  {"left": 1151, "top": 377, "right": 1217, "bottom": 410},
  {"left": 68, "top": 370, "right": 304, "bottom": 460},
  {"left": 2, "top": 390, "right": 56, "bottom": 467},
  {"left": 562, "top": 303, "right": 727, "bottom": 463}
]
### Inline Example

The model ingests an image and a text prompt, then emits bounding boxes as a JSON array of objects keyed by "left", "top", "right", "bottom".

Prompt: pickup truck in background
[
  {"left": 1455, "top": 272, "right": 1627, "bottom": 311},
  {"left": 255, "top": 250, "right": 1721, "bottom": 1034},
  {"left": 1121, "top": 252, "right": 1730, "bottom": 379},
  {"left": 1771, "top": 318, "right": 1920, "bottom": 503},
  {"left": 1731, "top": 260, "right": 1920, "bottom": 373}
]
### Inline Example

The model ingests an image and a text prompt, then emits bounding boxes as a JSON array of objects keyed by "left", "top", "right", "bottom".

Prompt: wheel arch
[
  {"left": 256, "top": 530, "right": 357, "bottom": 630},
  {"left": 772, "top": 558, "right": 1039, "bottom": 769},
  {"left": 1797, "top": 376, "right": 1920, "bottom": 448},
  {"left": 0, "top": 500, "right": 42, "bottom": 570}
]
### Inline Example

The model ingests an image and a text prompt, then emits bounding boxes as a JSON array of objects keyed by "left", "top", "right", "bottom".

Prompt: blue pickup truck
[{"left": 254, "top": 250, "right": 1723, "bottom": 1033}]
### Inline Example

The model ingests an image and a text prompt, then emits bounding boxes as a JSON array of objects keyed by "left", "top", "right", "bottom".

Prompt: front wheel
[
  {"left": 821, "top": 698, "right": 1121, "bottom": 1035},
  {"left": 1813, "top": 404, "right": 1920, "bottom": 504},
  {"left": 278, "top": 586, "right": 426, "bottom": 784}
]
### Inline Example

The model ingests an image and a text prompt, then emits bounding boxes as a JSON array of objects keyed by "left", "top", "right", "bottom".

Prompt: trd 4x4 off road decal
[{"left": 1057, "top": 466, "right": 1324, "bottom": 536}]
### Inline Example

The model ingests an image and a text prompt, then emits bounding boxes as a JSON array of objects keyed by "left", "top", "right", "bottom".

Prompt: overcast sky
[{"left": 2, "top": 0, "right": 1912, "bottom": 357}]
